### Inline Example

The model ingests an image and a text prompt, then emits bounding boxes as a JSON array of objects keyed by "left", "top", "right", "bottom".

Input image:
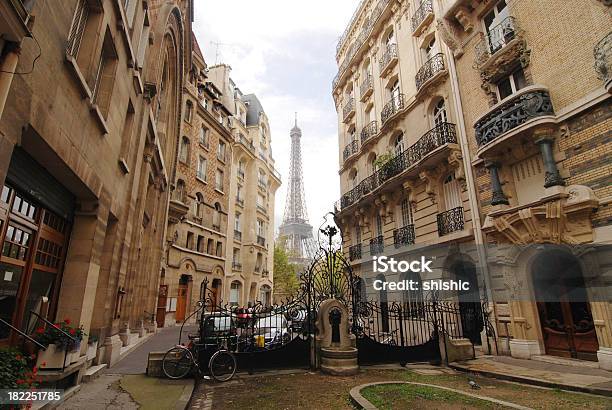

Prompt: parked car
[
  {"left": 254, "top": 314, "right": 290, "bottom": 348},
  {"left": 200, "top": 313, "right": 237, "bottom": 350}
]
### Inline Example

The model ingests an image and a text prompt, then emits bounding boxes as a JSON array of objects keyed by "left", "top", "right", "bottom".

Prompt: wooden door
[
  {"left": 156, "top": 285, "right": 168, "bottom": 328},
  {"left": 175, "top": 284, "right": 188, "bottom": 322}
]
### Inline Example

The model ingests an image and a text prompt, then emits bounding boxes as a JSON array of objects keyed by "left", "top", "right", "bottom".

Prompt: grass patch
[
  {"left": 121, "top": 375, "right": 188, "bottom": 409},
  {"left": 361, "top": 383, "right": 506, "bottom": 409}
]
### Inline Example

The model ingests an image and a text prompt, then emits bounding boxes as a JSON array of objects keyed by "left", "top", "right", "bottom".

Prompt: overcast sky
[{"left": 193, "top": 0, "right": 360, "bottom": 234}]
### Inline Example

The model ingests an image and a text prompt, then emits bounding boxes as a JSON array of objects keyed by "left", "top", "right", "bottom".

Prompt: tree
[{"left": 273, "top": 244, "right": 299, "bottom": 298}]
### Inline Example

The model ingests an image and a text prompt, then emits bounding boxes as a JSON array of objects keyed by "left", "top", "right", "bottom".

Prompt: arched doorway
[
  {"left": 452, "top": 260, "right": 483, "bottom": 345},
  {"left": 176, "top": 274, "right": 191, "bottom": 323},
  {"left": 532, "top": 249, "right": 598, "bottom": 360}
]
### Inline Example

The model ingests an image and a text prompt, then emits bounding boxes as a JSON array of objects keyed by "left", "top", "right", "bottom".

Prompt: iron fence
[
  {"left": 360, "top": 120, "right": 378, "bottom": 145},
  {"left": 381, "top": 94, "right": 405, "bottom": 124},
  {"left": 416, "top": 53, "right": 445, "bottom": 90}
]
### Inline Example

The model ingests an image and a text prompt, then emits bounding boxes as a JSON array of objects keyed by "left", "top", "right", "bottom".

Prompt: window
[
  {"left": 215, "top": 241, "right": 223, "bottom": 257},
  {"left": 206, "top": 238, "right": 214, "bottom": 254},
  {"left": 136, "top": 9, "right": 150, "bottom": 69},
  {"left": 197, "top": 235, "right": 205, "bottom": 253},
  {"left": 259, "top": 285, "right": 271, "bottom": 306},
  {"left": 179, "top": 137, "right": 190, "bottom": 163},
  {"left": 257, "top": 193, "right": 265, "bottom": 209},
  {"left": 433, "top": 99, "right": 448, "bottom": 126},
  {"left": 394, "top": 133, "right": 404, "bottom": 155},
  {"left": 236, "top": 185, "right": 243, "bottom": 202},
  {"left": 217, "top": 141, "right": 226, "bottom": 161},
  {"left": 197, "top": 156, "right": 207, "bottom": 181},
  {"left": 91, "top": 29, "right": 119, "bottom": 118},
  {"left": 255, "top": 252, "right": 263, "bottom": 272},
  {"left": 185, "top": 100, "right": 193, "bottom": 122},
  {"left": 215, "top": 169, "right": 224, "bottom": 191},
  {"left": 350, "top": 169, "right": 358, "bottom": 189},
  {"left": 390, "top": 80, "right": 400, "bottom": 106},
  {"left": 119, "top": 100, "right": 135, "bottom": 169},
  {"left": 234, "top": 213, "right": 241, "bottom": 231},
  {"left": 354, "top": 224, "right": 361, "bottom": 244},
  {"left": 195, "top": 193, "right": 204, "bottom": 218},
  {"left": 402, "top": 271, "right": 424, "bottom": 317},
  {"left": 186, "top": 232, "right": 194, "bottom": 250},
  {"left": 385, "top": 29, "right": 396, "bottom": 47},
  {"left": 399, "top": 198, "right": 413, "bottom": 226},
  {"left": 375, "top": 214, "right": 383, "bottom": 237},
  {"left": 258, "top": 169, "right": 267, "bottom": 187},
  {"left": 229, "top": 281, "right": 241, "bottom": 306},
  {"left": 442, "top": 173, "right": 462, "bottom": 210},
  {"left": 424, "top": 36, "right": 437, "bottom": 60},
  {"left": 483, "top": 1, "right": 510, "bottom": 53},
  {"left": 174, "top": 179, "right": 185, "bottom": 202},
  {"left": 257, "top": 219, "right": 265, "bottom": 237},
  {"left": 495, "top": 67, "right": 527, "bottom": 101},
  {"left": 233, "top": 248, "right": 240, "bottom": 263},
  {"left": 213, "top": 203, "right": 221, "bottom": 230},
  {"left": 199, "top": 126, "right": 209, "bottom": 147}
]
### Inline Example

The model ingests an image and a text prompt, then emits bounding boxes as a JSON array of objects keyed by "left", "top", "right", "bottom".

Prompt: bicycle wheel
[
  {"left": 162, "top": 346, "right": 193, "bottom": 379},
  {"left": 208, "top": 350, "right": 236, "bottom": 382}
]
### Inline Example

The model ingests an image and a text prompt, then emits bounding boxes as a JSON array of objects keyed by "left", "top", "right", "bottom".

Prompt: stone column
[
  {"left": 0, "top": 43, "right": 19, "bottom": 122},
  {"left": 535, "top": 136, "right": 565, "bottom": 188},
  {"left": 485, "top": 161, "right": 509, "bottom": 206}
]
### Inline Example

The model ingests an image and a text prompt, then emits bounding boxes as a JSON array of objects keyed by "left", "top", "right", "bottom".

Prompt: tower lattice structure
[{"left": 278, "top": 115, "right": 317, "bottom": 266}]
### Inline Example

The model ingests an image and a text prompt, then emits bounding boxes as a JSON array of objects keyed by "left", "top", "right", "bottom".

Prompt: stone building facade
[
  {"left": 333, "top": 0, "right": 612, "bottom": 369},
  {"left": 0, "top": 0, "right": 193, "bottom": 377}
]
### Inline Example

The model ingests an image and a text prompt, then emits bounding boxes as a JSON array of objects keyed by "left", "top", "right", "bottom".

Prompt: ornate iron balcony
[
  {"left": 416, "top": 53, "right": 445, "bottom": 91},
  {"left": 474, "top": 88, "right": 554, "bottom": 147},
  {"left": 257, "top": 235, "right": 266, "bottom": 246},
  {"left": 232, "top": 262, "right": 242, "bottom": 271},
  {"left": 474, "top": 17, "right": 518, "bottom": 68},
  {"left": 411, "top": 0, "right": 433, "bottom": 34},
  {"left": 349, "top": 244, "right": 362, "bottom": 261},
  {"left": 234, "top": 229, "right": 242, "bottom": 241},
  {"left": 594, "top": 31, "right": 612, "bottom": 86},
  {"left": 437, "top": 207, "right": 464, "bottom": 236},
  {"left": 343, "top": 97, "right": 355, "bottom": 122},
  {"left": 257, "top": 204, "right": 267, "bottom": 214},
  {"left": 393, "top": 224, "right": 415, "bottom": 248},
  {"left": 339, "top": 122, "right": 456, "bottom": 210},
  {"left": 360, "top": 74, "right": 373, "bottom": 99},
  {"left": 369, "top": 235, "right": 384, "bottom": 255},
  {"left": 343, "top": 139, "right": 359, "bottom": 162},
  {"left": 360, "top": 121, "right": 378, "bottom": 145},
  {"left": 379, "top": 43, "right": 398, "bottom": 74},
  {"left": 381, "top": 94, "right": 405, "bottom": 125}
]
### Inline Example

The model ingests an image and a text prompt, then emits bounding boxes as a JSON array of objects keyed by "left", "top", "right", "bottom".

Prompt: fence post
[{"left": 398, "top": 304, "right": 405, "bottom": 348}]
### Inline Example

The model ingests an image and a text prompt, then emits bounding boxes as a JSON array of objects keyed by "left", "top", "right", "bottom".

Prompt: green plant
[
  {"left": 34, "top": 318, "right": 86, "bottom": 351},
  {"left": 0, "top": 348, "right": 40, "bottom": 389},
  {"left": 373, "top": 152, "right": 395, "bottom": 169}
]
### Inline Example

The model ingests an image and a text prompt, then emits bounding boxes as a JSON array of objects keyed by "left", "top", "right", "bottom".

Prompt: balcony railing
[
  {"left": 257, "top": 204, "right": 267, "bottom": 214},
  {"left": 379, "top": 43, "right": 398, "bottom": 74},
  {"left": 349, "top": 244, "right": 362, "bottom": 261},
  {"left": 393, "top": 224, "right": 415, "bottom": 248},
  {"left": 342, "top": 139, "right": 359, "bottom": 162},
  {"left": 339, "top": 122, "right": 457, "bottom": 210},
  {"left": 369, "top": 235, "right": 384, "bottom": 255},
  {"left": 594, "top": 32, "right": 612, "bottom": 85},
  {"left": 343, "top": 98, "right": 355, "bottom": 121},
  {"left": 474, "top": 17, "right": 518, "bottom": 68},
  {"left": 232, "top": 262, "right": 242, "bottom": 271},
  {"left": 257, "top": 235, "right": 266, "bottom": 246},
  {"left": 437, "top": 207, "right": 464, "bottom": 236},
  {"left": 234, "top": 229, "right": 242, "bottom": 241},
  {"left": 416, "top": 53, "right": 445, "bottom": 91},
  {"left": 360, "top": 74, "right": 373, "bottom": 100},
  {"left": 360, "top": 121, "right": 378, "bottom": 145},
  {"left": 411, "top": 0, "right": 434, "bottom": 34},
  {"left": 474, "top": 88, "right": 554, "bottom": 147},
  {"left": 381, "top": 94, "right": 405, "bottom": 124},
  {"left": 238, "top": 134, "right": 255, "bottom": 153}
]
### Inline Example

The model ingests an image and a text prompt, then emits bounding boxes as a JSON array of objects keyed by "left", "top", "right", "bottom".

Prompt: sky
[{"left": 192, "top": 0, "right": 361, "bottom": 234}]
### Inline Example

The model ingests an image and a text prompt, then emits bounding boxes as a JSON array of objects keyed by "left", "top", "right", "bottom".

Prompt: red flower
[
  {"left": 15, "top": 354, "right": 22, "bottom": 360},
  {"left": 35, "top": 327, "right": 45, "bottom": 334},
  {"left": 32, "top": 367, "right": 38, "bottom": 374},
  {"left": 69, "top": 328, "right": 76, "bottom": 335},
  {"left": 16, "top": 379, "right": 23, "bottom": 384},
  {"left": 52, "top": 324, "right": 60, "bottom": 329},
  {"left": 63, "top": 318, "right": 71, "bottom": 325},
  {"left": 30, "top": 353, "right": 36, "bottom": 360}
]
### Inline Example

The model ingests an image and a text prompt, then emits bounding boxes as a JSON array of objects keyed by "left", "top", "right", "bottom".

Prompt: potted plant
[
  {"left": 34, "top": 318, "right": 85, "bottom": 369},
  {"left": 87, "top": 335, "right": 99, "bottom": 361},
  {"left": 0, "top": 348, "right": 40, "bottom": 389}
]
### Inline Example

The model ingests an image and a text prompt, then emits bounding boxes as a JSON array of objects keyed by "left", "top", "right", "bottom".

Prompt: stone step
[
  {"left": 82, "top": 364, "right": 107, "bottom": 382},
  {"left": 531, "top": 354, "right": 599, "bottom": 369}
]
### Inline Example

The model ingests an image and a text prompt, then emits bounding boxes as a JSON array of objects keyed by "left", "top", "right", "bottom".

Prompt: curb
[
  {"left": 449, "top": 363, "right": 612, "bottom": 398},
  {"left": 349, "top": 381, "right": 532, "bottom": 410},
  {"left": 175, "top": 379, "right": 195, "bottom": 410}
]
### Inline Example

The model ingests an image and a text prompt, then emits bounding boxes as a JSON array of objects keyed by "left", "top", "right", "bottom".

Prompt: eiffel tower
[{"left": 278, "top": 114, "right": 317, "bottom": 267}]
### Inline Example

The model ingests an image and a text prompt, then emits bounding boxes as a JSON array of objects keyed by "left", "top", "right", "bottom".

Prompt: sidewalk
[
  {"left": 58, "top": 325, "right": 197, "bottom": 409},
  {"left": 450, "top": 355, "right": 612, "bottom": 397}
]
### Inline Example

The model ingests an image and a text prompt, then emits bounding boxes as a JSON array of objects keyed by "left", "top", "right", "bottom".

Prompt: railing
[
  {"left": 343, "top": 97, "right": 355, "bottom": 120},
  {"left": 381, "top": 94, "right": 405, "bottom": 124},
  {"left": 474, "top": 88, "right": 554, "bottom": 147},
  {"left": 257, "top": 235, "right": 266, "bottom": 246},
  {"left": 349, "top": 243, "right": 362, "bottom": 261},
  {"left": 379, "top": 43, "right": 398, "bottom": 73},
  {"left": 342, "top": 139, "right": 359, "bottom": 162},
  {"left": 257, "top": 204, "right": 267, "bottom": 214},
  {"left": 393, "top": 224, "right": 415, "bottom": 248},
  {"left": 234, "top": 229, "right": 242, "bottom": 241},
  {"left": 411, "top": 0, "right": 433, "bottom": 33},
  {"left": 270, "top": 166, "right": 282, "bottom": 181},
  {"left": 595, "top": 31, "right": 612, "bottom": 84},
  {"left": 258, "top": 180, "right": 267, "bottom": 190},
  {"left": 339, "top": 122, "right": 457, "bottom": 210},
  {"left": 474, "top": 17, "right": 518, "bottom": 67},
  {"left": 369, "top": 235, "right": 384, "bottom": 255},
  {"left": 238, "top": 134, "right": 255, "bottom": 154},
  {"left": 416, "top": 53, "right": 445, "bottom": 90},
  {"left": 437, "top": 207, "right": 464, "bottom": 236},
  {"left": 232, "top": 262, "right": 242, "bottom": 271},
  {"left": 360, "top": 74, "right": 373, "bottom": 98},
  {"left": 360, "top": 121, "right": 378, "bottom": 145}
]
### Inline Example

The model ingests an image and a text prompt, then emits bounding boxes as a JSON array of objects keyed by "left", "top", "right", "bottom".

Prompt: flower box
[
  {"left": 86, "top": 341, "right": 98, "bottom": 361},
  {"left": 36, "top": 343, "right": 67, "bottom": 370},
  {"left": 68, "top": 342, "right": 81, "bottom": 364}
]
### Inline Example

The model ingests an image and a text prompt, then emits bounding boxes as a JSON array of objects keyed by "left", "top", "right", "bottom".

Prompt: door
[
  {"left": 443, "top": 174, "right": 462, "bottom": 211},
  {"left": 175, "top": 284, "right": 188, "bottom": 322},
  {"left": 483, "top": 0, "right": 511, "bottom": 53},
  {"left": 156, "top": 284, "right": 168, "bottom": 328},
  {"left": 533, "top": 249, "right": 599, "bottom": 361}
]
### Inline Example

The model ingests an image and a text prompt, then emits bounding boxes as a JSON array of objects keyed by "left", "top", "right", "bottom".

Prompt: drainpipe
[{"left": 444, "top": 49, "right": 495, "bottom": 310}]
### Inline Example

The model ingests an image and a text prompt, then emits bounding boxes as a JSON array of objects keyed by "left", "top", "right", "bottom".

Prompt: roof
[
  {"left": 192, "top": 32, "right": 204, "bottom": 60},
  {"left": 241, "top": 93, "right": 266, "bottom": 126}
]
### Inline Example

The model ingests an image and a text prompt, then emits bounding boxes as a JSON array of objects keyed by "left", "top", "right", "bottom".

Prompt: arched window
[
  {"left": 385, "top": 29, "right": 395, "bottom": 47},
  {"left": 433, "top": 99, "right": 447, "bottom": 127},
  {"left": 185, "top": 100, "right": 193, "bottom": 122},
  {"left": 179, "top": 136, "right": 190, "bottom": 163},
  {"left": 390, "top": 80, "right": 400, "bottom": 104},
  {"left": 443, "top": 173, "right": 462, "bottom": 211},
  {"left": 199, "top": 126, "right": 209, "bottom": 147},
  {"left": 394, "top": 132, "right": 404, "bottom": 155},
  {"left": 230, "top": 281, "right": 241, "bottom": 306}
]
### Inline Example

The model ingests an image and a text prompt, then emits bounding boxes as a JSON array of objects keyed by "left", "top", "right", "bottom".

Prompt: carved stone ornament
[
  {"left": 419, "top": 169, "right": 439, "bottom": 202},
  {"left": 436, "top": 18, "right": 464, "bottom": 58},
  {"left": 402, "top": 180, "right": 418, "bottom": 210},
  {"left": 454, "top": 6, "right": 474, "bottom": 32}
]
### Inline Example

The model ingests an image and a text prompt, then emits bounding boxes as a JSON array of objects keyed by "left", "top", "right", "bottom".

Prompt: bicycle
[{"left": 162, "top": 334, "right": 237, "bottom": 382}]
